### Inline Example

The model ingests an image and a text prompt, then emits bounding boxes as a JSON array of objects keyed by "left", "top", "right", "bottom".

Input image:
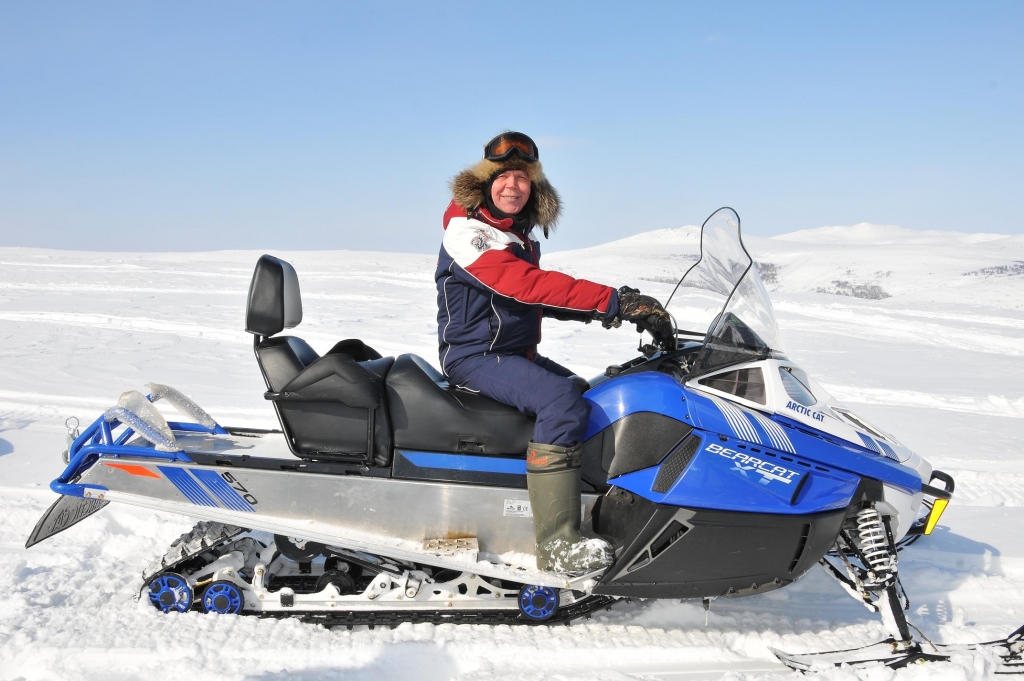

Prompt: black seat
[
  {"left": 385, "top": 354, "right": 535, "bottom": 455},
  {"left": 246, "top": 255, "right": 392, "bottom": 465}
]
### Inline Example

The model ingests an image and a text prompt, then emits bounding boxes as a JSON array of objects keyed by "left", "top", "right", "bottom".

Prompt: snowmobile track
[
  {"left": 279, "top": 594, "right": 619, "bottom": 629},
  {"left": 141, "top": 520, "right": 245, "bottom": 584},
  {"left": 141, "top": 521, "right": 618, "bottom": 627}
]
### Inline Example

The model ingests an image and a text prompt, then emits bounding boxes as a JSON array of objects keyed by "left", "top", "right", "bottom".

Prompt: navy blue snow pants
[{"left": 446, "top": 353, "right": 591, "bottom": 448}]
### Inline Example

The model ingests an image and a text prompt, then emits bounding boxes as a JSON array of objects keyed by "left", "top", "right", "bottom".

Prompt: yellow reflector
[{"left": 924, "top": 498, "right": 949, "bottom": 535}]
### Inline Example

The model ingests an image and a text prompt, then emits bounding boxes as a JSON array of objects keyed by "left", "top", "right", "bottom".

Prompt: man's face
[{"left": 490, "top": 170, "right": 532, "bottom": 215}]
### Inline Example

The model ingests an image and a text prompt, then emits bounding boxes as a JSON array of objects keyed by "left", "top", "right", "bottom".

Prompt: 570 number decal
[{"left": 221, "top": 471, "right": 259, "bottom": 506}]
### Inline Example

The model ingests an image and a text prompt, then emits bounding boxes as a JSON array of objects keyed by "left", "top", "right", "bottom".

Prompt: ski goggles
[{"left": 483, "top": 132, "right": 539, "bottom": 162}]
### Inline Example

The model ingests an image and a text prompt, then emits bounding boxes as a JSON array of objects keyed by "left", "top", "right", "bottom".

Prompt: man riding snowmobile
[{"left": 436, "top": 131, "right": 673, "bottom": 573}]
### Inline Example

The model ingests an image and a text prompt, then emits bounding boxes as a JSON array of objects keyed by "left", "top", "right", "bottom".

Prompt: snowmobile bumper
[{"left": 26, "top": 412, "right": 201, "bottom": 548}]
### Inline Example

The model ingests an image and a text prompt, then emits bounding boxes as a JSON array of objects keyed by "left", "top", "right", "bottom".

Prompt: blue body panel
[
  {"left": 582, "top": 373, "right": 922, "bottom": 512},
  {"left": 584, "top": 372, "right": 693, "bottom": 438},
  {"left": 683, "top": 390, "right": 920, "bottom": 492},
  {"left": 610, "top": 431, "right": 863, "bottom": 515},
  {"left": 400, "top": 451, "right": 527, "bottom": 475}
]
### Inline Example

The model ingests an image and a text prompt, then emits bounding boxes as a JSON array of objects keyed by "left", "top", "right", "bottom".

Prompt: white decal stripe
[
  {"left": 772, "top": 423, "right": 794, "bottom": 453},
  {"left": 709, "top": 397, "right": 736, "bottom": 436},
  {"left": 711, "top": 396, "right": 761, "bottom": 444},
  {"left": 857, "top": 432, "right": 882, "bottom": 454},
  {"left": 714, "top": 399, "right": 740, "bottom": 436},
  {"left": 746, "top": 412, "right": 781, "bottom": 449},
  {"left": 767, "top": 422, "right": 796, "bottom": 454},
  {"left": 711, "top": 399, "right": 736, "bottom": 438},
  {"left": 750, "top": 411, "right": 781, "bottom": 450},
  {"left": 748, "top": 410, "right": 797, "bottom": 454},
  {"left": 876, "top": 440, "right": 899, "bottom": 461},
  {"left": 732, "top": 406, "right": 761, "bottom": 443},
  {"left": 734, "top": 408, "right": 762, "bottom": 443}
]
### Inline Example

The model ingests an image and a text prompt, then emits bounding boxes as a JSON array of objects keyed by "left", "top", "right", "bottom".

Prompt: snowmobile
[{"left": 25, "top": 207, "right": 1024, "bottom": 672}]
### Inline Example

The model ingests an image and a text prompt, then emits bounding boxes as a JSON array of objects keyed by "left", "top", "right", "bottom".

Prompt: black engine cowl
[{"left": 593, "top": 490, "right": 847, "bottom": 599}]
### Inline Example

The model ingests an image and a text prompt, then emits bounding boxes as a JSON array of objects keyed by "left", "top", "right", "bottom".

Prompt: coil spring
[{"left": 855, "top": 507, "right": 893, "bottom": 576}]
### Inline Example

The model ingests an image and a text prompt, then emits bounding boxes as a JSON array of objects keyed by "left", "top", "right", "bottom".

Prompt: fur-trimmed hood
[{"left": 449, "top": 157, "right": 561, "bottom": 237}]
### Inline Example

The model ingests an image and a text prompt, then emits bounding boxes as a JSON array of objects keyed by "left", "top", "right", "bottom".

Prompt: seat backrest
[
  {"left": 386, "top": 354, "right": 448, "bottom": 394},
  {"left": 257, "top": 336, "right": 320, "bottom": 392},
  {"left": 245, "top": 256, "right": 393, "bottom": 465},
  {"left": 406, "top": 353, "right": 447, "bottom": 385},
  {"left": 246, "top": 255, "right": 302, "bottom": 337}
]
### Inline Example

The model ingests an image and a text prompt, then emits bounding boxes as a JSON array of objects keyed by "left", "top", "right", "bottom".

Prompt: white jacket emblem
[{"left": 470, "top": 230, "right": 493, "bottom": 252}]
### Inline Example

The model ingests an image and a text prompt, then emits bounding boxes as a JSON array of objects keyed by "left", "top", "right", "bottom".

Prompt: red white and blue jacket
[{"left": 435, "top": 200, "right": 618, "bottom": 374}]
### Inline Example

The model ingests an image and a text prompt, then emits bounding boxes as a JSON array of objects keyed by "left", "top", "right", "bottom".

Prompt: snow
[{"left": 1, "top": 223, "right": 1023, "bottom": 680}]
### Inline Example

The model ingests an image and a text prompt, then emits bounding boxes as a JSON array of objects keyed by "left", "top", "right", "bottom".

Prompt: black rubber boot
[{"left": 526, "top": 441, "right": 613, "bottom": 574}]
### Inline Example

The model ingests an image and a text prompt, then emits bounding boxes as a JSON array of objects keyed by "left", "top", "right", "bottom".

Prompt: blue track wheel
[
  {"left": 518, "top": 585, "right": 559, "bottom": 621},
  {"left": 146, "top": 573, "right": 193, "bottom": 613},
  {"left": 202, "top": 581, "right": 244, "bottom": 615}
]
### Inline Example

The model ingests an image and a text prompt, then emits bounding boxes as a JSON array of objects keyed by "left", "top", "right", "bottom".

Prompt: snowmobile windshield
[{"left": 665, "top": 207, "right": 784, "bottom": 376}]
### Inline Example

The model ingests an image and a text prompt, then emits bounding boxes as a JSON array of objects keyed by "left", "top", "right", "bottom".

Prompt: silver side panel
[{"left": 78, "top": 457, "right": 598, "bottom": 589}]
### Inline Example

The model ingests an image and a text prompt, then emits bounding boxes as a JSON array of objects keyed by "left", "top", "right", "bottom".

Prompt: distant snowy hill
[
  {"left": 773, "top": 223, "right": 1012, "bottom": 246},
  {"left": 546, "top": 223, "right": 1024, "bottom": 309}
]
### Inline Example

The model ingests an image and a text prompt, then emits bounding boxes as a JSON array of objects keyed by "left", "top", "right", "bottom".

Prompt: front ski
[
  {"left": 771, "top": 640, "right": 944, "bottom": 672},
  {"left": 771, "top": 625, "right": 1024, "bottom": 674}
]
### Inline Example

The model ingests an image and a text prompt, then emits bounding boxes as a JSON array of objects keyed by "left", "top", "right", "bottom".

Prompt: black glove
[{"left": 607, "top": 286, "right": 675, "bottom": 348}]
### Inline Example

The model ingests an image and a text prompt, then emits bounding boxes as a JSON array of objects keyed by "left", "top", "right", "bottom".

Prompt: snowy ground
[{"left": 2, "top": 223, "right": 1024, "bottom": 680}]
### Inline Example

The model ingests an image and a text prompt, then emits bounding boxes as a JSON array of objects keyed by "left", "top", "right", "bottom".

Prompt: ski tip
[{"left": 768, "top": 647, "right": 811, "bottom": 672}]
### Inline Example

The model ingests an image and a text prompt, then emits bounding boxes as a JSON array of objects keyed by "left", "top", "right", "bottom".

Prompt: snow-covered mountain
[
  {"left": 547, "top": 222, "right": 1024, "bottom": 307},
  {"left": 1, "top": 223, "right": 1023, "bottom": 680}
]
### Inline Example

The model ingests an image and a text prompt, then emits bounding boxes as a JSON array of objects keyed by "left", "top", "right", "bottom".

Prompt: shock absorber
[{"left": 855, "top": 507, "right": 895, "bottom": 583}]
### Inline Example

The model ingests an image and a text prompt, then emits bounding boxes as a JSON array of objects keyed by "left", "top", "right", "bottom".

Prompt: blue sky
[{"left": 1, "top": 2, "right": 1021, "bottom": 253}]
